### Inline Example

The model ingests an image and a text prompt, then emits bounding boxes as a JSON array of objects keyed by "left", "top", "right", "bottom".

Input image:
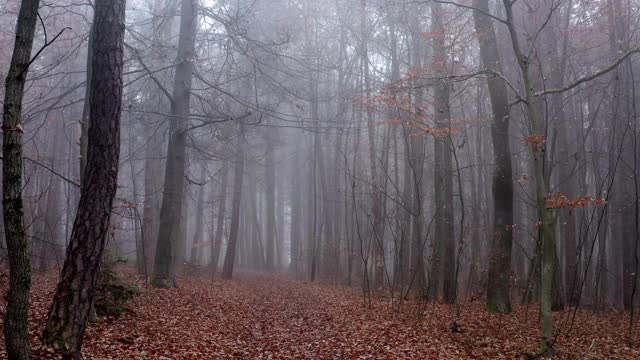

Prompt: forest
[{"left": 1, "top": 0, "right": 640, "bottom": 358}]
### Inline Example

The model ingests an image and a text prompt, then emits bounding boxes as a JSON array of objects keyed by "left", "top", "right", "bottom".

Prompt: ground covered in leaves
[{"left": 1, "top": 269, "right": 639, "bottom": 359}]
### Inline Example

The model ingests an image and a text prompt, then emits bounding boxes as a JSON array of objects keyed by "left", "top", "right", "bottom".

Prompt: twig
[{"left": 20, "top": 13, "right": 70, "bottom": 77}]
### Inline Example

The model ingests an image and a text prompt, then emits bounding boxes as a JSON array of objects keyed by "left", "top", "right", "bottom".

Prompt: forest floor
[{"left": 1, "top": 268, "right": 640, "bottom": 359}]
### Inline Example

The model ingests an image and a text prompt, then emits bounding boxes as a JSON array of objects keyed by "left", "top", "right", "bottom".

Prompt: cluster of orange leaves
[
  {"left": 354, "top": 93, "right": 464, "bottom": 138},
  {"left": 545, "top": 192, "right": 607, "bottom": 209},
  {"left": 119, "top": 201, "right": 139, "bottom": 209},
  {"left": 521, "top": 134, "right": 546, "bottom": 148}
]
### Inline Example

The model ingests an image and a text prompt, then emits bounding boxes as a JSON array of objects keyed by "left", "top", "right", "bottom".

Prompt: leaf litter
[{"left": 1, "top": 269, "right": 639, "bottom": 359}]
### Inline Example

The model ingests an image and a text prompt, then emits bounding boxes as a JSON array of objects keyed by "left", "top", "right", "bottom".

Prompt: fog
[{"left": 1, "top": 0, "right": 640, "bottom": 357}]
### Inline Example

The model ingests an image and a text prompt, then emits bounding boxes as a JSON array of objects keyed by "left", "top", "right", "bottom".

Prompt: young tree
[
  {"left": 2, "top": 0, "right": 41, "bottom": 357},
  {"left": 42, "top": 0, "right": 126, "bottom": 355}
]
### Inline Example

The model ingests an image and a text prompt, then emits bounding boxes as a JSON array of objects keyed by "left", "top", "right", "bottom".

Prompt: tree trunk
[
  {"left": 502, "top": 1, "right": 559, "bottom": 353},
  {"left": 151, "top": 0, "right": 196, "bottom": 288},
  {"left": 210, "top": 160, "right": 229, "bottom": 274},
  {"left": 221, "top": 134, "right": 245, "bottom": 279},
  {"left": 79, "top": 17, "right": 94, "bottom": 181},
  {"left": 190, "top": 167, "right": 207, "bottom": 265},
  {"left": 289, "top": 149, "right": 302, "bottom": 274},
  {"left": 408, "top": 9, "right": 427, "bottom": 296},
  {"left": 265, "top": 128, "right": 276, "bottom": 269},
  {"left": 140, "top": 131, "right": 161, "bottom": 276},
  {"left": 2, "top": 0, "right": 42, "bottom": 357},
  {"left": 42, "top": 0, "right": 125, "bottom": 355},
  {"left": 472, "top": 0, "right": 514, "bottom": 313},
  {"left": 431, "top": 1, "right": 456, "bottom": 304}
]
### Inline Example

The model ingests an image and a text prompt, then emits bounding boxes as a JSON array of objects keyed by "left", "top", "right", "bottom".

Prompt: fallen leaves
[{"left": 1, "top": 269, "right": 639, "bottom": 359}]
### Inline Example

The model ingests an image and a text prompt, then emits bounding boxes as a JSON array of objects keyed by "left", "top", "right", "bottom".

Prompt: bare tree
[
  {"left": 42, "top": 0, "right": 126, "bottom": 355},
  {"left": 2, "top": 0, "right": 41, "bottom": 357},
  {"left": 152, "top": 0, "right": 197, "bottom": 288},
  {"left": 472, "top": 0, "right": 514, "bottom": 313},
  {"left": 221, "top": 131, "right": 245, "bottom": 279}
]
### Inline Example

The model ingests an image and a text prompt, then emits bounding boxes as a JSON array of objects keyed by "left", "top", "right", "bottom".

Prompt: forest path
[
  {"left": 2, "top": 270, "right": 638, "bottom": 359},
  {"left": 81, "top": 271, "right": 467, "bottom": 359}
]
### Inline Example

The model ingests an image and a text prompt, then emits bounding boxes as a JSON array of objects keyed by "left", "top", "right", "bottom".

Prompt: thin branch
[
  {"left": 535, "top": 49, "right": 640, "bottom": 96},
  {"left": 123, "top": 41, "right": 175, "bottom": 105},
  {"left": 21, "top": 18, "right": 71, "bottom": 77},
  {"left": 0, "top": 156, "right": 80, "bottom": 188},
  {"left": 408, "top": 0, "right": 508, "bottom": 25}
]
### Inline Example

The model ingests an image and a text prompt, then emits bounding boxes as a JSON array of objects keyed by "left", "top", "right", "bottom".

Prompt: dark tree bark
[
  {"left": 430, "top": 1, "right": 456, "bottom": 304},
  {"left": 472, "top": 0, "right": 515, "bottom": 313},
  {"left": 152, "top": 0, "right": 196, "bottom": 288},
  {"left": 79, "top": 20, "right": 94, "bottom": 181},
  {"left": 42, "top": 0, "right": 125, "bottom": 356},
  {"left": 2, "top": 0, "right": 41, "bottom": 357},
  {"left": 221, "top": 135, "right": 245, "bottom": 279}
]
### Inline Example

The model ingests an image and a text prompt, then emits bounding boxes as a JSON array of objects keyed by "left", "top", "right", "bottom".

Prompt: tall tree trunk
[
  {"left": 190, "top": 167, "right": 207, "bottom": 265},
  {"left": 360, "top": 0, "right": 384, "bottom": 289},
  {"left": 140, "top": 131, "right": 161, "bottom": 275},
  {"left": 408, "top": 8, "right": 427, "bottom": 296},
  {"left": 330, "top": 23, "right": 349, "bottom": 282},
  {"left": 265, "top": 128, "right": 276, "bottom": 269},
  {"left": 37, "top": 122, "right": 64, "bottom": 272},
  {"left": 275, "top": 181, "right": 284, "bottom": 269},
  {"left": 221, "top": 134, "right": 245, "bottom": 279},
  {"left": 502, "top": 1, "right": 559, "bottom": 353},
  {"left": 79, "top": 18, "right": 94, "bottom": 181},
  {"left": 472, "top": 0, "right": 514, "bottom": 313},
  {"left": 210, "top": 160, "right": 229, "bottom": 274},
  {"left": 43, "top": 0, "right": 125, "bottom": 355},
  {"left": 467, "top": 86, "right": 484, "bottom": 295},
  {"left": 128, "top": 131, "right": 144, "bottom": 273},
  {"left": 2, "top": 0, "right": 41, "bottom": 357},
  {"left": 152, "top": 0, "right": 196, "bottom": 288},
  {"left": 431, "top": 1, "right": 455, "bottom": 304},
  {"left": 289, "top": 149, "right": 302, "bottom": 274}
]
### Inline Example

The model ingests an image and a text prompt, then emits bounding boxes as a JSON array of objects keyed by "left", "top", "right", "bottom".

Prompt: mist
[{"left": 1, "top": 0, "right": 640, "bottom": 358}]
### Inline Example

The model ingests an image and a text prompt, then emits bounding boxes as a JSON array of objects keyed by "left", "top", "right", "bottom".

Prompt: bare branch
[
  {"left": 21, "top": 17, "right": 71, "bottom": 77},
  {"left": 535, "top": 49, "right": 640, "bottom": 97},
  {"left": 123, "top": 41, "right": 175, "bottom": 105}
]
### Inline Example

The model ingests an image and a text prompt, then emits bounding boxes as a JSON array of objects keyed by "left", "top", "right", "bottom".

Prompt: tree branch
[
  {"left": 20, "top": 14, "right": 70, "bottom": 77},
  {"left": 407, "top": 0, "right": 508, "bottom": 25},
  {"left": 123, "top": 41, "right": 175, "bottom": 105},
  {"left": 535, "top": 49, "right": 640, "bottom": 97},
  {"left": 0, "top": 156, "right": 80, "bottom": 188}
]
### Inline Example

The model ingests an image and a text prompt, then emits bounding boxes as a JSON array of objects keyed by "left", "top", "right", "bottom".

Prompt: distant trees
[
  {"left": 42, "top": 0, "right": 126, "bottom": 355},
  {"left": 2, "top": 0, "right": 640, "bottom": 357}
]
